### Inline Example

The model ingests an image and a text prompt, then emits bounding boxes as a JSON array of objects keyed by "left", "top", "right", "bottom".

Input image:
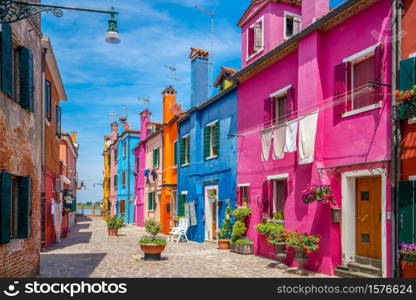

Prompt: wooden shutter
[
  {"left": 19, "top": 47, "right": 34, "bottom": 112},
  {"left": 248, "top": 27, "right": 255, "bottom": 56},
  {"left": 45, "top": 80, "right": 51, "bottom": 120},
  {"left": 264, "top": 98, "right": 272, "bottom": 128},
  {"left": 1, "top": 23, "right": 12, "bottom": 97},
  {"left": 204, "top": 126, "right": 210, "bottom": 159},
  {"left": 174, "top": 141, "right": 178, "bottom": 166},
  {"left": 148, "top": 193, "right": 153, "bottom": 210},
  {"left": 178, "top": 194, "right": 185, "bottom": 217},
  {"left": 17, "top": 176, "right": 31, "bottom": 238},
  {"left": 180, "top": 138, "right": 186, "bottom": 165},
  {"left": 374, "top": 44, "right": 384, "bottom": 103},
  {"left": 346, "top": 62, "right": 352, "bottom": 111},
  {"left": 236, "top": 187, "right": 241, "bottom": 206},
  {"left": 186, "top": 138, "right": 190, "bottom": 163},
  {"left": 334, "top": 63, "right": 347, "bottom": 116},
  {"left": 215, "top": 122, "right": 220, "bottom": 156},
  {"left": 56, "top": 105, "right": 61, "bottom": 137},
  {"left": 254, "top": 22, "right": 262, "bottom": 51},
  {"left": 399, "top": 58, "right": 416, "bottom": 91},
  {"left": 153, "top": 149, "right": 157, "bottom": 167},
  {"left": 268, "top": 180, "right": 274, "bottom": 217},
  {"left": 0, "top": 172, "right": 12, "bottom": 244},
  {"left": 262, "top": 180, "right": 269, "bottom": 214},
  {"left": 286, "top": 87, "right": 295, "bottom": 120},
  {"left": 120, "top": 200, "right": 125, "bottom": 214}
]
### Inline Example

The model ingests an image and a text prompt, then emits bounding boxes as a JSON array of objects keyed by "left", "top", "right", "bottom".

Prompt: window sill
[
  {"left": 206, "top": 155, "right": 218, "bottom": 161},
  {"left": 341, "top": 102, "right": 381, "bottom": 118},
  {"left": 246, "top": 48, "right": 264, "bottom": 62},
  {"left": 181, "top": 163, "right": 190, "bottom": 167}
]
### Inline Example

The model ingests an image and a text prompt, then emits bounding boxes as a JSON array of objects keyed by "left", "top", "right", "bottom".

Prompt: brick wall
[{"left": 0, "top": 18, "right": 43, "bottom": 278}]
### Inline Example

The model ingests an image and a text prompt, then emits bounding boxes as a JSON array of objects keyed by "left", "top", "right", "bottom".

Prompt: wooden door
[{"left": 356, "top": 177, "right": 382, "bottom": 258}]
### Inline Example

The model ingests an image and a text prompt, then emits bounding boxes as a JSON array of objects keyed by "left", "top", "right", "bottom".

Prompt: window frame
[
  {"left": 10, "top": 176, "right": 19, "bottom": 239},
  {"left": 173, "top": 139, "right": 178, "bottom": 167},
  {"left": 153, "top": 147, "right": 160, "bottom": 169},
  {"left": 284, "top": 11, "right": 301, "bottom": 40},
  {"left": 181, "top": 134, "right": 191, "bottom": 167},
  {"left": 246, "top": 16, "right": 264, "bottom": 61},
  {"left": 206, "top": 120, "right": 219, "bottom": 160},
  {"left": 55, "top": 104, "right": 61, "bottom": 138},
  {"left": 45, "top": 80, "right": 52, "bottom": 122},
  {"left": 123, "top": 141, "right": 127, "bottom": 157}
]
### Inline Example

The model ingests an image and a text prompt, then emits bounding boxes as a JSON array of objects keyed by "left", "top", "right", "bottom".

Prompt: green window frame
[
  {"left": 178, "top": 193, "right": 186, "bottom": 217},
  {"left": 173, "top": 140, "right": 178, "bottom": 166},
  {"left": 153, "top": 147, "right": 160, "bottom": 168},
  {"left": 181, "top": 135, "right": 190, "bottom": 166},
  {"left": 204, "top": 121, "right": 220, "bottom": 159},
  {"left": 148, "top": 192, "right": 155, "bottom": 211}
]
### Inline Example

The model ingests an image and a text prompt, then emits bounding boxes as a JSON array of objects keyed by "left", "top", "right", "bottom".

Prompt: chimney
[
  {"left": 111, "top": 121, "right": 118, "bottom": 141},
  {"left": 301, "top": 0, "right": 330, "bottom": 28},
  {"left": 70, "top": 132, "right": 77, "bottom": 143},
  {"left": 162, "top": 86, "right": 177, "bottom": 124},
  {"left": 190, "top": 47, "right": 209, "bottom": 107},
  {"left": 140, "top": 109, "right": 151, "bottom": 141},
  {"left": 118, "top": 116, "right": 130, "bottom": 131}
]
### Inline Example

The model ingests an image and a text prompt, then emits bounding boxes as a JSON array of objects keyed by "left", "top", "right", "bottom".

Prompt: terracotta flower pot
[
  {"left": 401, "top": 255, "right": 416, "bottom": 278},
  {"left": 108, "top": 228, "right": 118, "bottom": 236},
  {"left": 218, "top": 239, "right": 230, "bottom": 250},
  {"left": 140, "top": 243, "right": 166, "bottom": 261}
]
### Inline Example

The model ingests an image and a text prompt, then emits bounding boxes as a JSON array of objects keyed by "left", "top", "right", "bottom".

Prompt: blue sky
[{"left": 42, "top": 0, "right": 346, "bottom": 204}]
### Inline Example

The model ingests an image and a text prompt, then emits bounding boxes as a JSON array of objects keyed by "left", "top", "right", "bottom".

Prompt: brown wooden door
[{"left": 356, "top": 177, "right": 382, "bottom": 258}]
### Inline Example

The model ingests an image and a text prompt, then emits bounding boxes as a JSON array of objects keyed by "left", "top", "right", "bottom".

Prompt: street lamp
[{"left": 0, "top": 0, "right": 120, "bottom": 44}]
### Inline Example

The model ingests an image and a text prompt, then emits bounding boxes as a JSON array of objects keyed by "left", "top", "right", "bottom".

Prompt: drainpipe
[
  {"left": 41, "top": 48, "right": 47, "bottom": 250},
  {"left": 391, "top": 0, "right": 401, "bottom": 278}
]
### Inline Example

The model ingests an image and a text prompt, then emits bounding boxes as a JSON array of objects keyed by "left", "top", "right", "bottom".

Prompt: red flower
[{"left": 306, "top": 250, "right": 311, "bottom": 255}]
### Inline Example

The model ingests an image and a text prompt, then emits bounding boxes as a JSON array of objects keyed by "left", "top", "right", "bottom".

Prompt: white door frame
[
  {"left": 341, "top": 170, "right": 387, "bottom": 277},
  {"left": 204, "top": 185, "right": 219, "bottom": 241}
]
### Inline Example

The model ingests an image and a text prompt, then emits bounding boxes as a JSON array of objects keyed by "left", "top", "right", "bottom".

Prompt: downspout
[
  {"left": 41, "top": 47, "right": 47, "bottom": 250},
  {"left": 391, "top": 0, "right": 401, "bottom": 278}
]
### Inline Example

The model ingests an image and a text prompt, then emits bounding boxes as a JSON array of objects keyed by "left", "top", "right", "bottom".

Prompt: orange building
[{"left": 160, "top": 86, "right": 184, "bottom": 234}]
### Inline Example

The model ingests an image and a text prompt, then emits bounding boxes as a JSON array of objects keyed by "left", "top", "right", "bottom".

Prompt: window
[
  {"left": 352, "top": 55, "right": 376, "bottom": 110},
  {"left": 12, "top": 47, "right": 20, "bottom": 103},
  {"left": 247, "top": 17, "right": 264, "bottom": 59},
  {"left": 173, "top": 140, "right": 178, "bottom": 166},
  {"left": 123, "top": 141, "right": 127, "bottom": 157},
  {"left": 153, "top": 147, "right": 160, "bottom": 168},
  {"left": 272, "top": 180, "right": 286, "bottom": 214},
  {"left": 204, "top": 121, "right": 220, "bottom": 159},
  {"left": 122, "top": 171, "right": 126, "bottom": 186},
  {"left": 273, "top": 95, "right": 287, "bottom": 125},
  {"left": 181, "top": 135, "right": 190, "bottom": 166},
  {"left": 238, "top": 185, "right": 250, "bottom": 206},
  {"left": 45, "top": 80, "right": 51, "bottom": 121},
  {"left": 284, "top": 12, "right": 301, "bottom": 39},
  {"left": 114, "top": 175, "right": 118, "bottom": 188},
  {"left": 120, "top": 200, "right": 125, "bottom": 214},
  {"left": 114, "top": 149, "right": 118, "bottom": 163},
  {"left": 148, "top": 192, "right": 156, "bottom": 211},
  {"left": 0, "top": 173, "right": 32, "bottom": 244},
  {"left": 55, "top": 105, "right": 61, "bottom": 138},
  {"left": 178, "top": 193, "right": 187, "bottom": 217}
]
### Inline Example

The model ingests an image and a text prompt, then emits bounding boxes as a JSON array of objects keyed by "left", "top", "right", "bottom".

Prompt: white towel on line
[
  {"left": 285, "top": 120, "right": 298, "bottom": 152},
  {"left": 261, "top": 128, "right": 273, "bottom": 162},
  {"left": 272, "top": 125, "right": 286, "bottom": 160},
  {"left": 299, "top": 111, "right": 319, "bottom": 164}
]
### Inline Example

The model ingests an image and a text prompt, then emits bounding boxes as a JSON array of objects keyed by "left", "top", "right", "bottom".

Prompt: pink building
[
  {"left": 134, "top": 110, "right": 151, "bottom": 226},
  {"left": 109, "top": 122, "right": 119, "bottom": 217},
  {"left": 235, "top": 0, "right": 392, "bottom": 277}
]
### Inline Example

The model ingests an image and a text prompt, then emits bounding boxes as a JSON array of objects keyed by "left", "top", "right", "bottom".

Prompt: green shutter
[
  {"left": 1, "top": 23, "right": 12, "bottom": 97},
  {"left": 19, "top": 47, "right": 34, "bottom": 112},
  {"left": 178, "top": 194, "right": 185, "bottom": 217},
  {"left": 186, "top": 138, "right": 190, "bottom": 163},
  {"left": 398, "top": 181, "right": 416, "bottom": 244},
  {"left": 174, "top": 141, "right": 178, "bottom": 166},
  {"left": 153, "top": 149, "right": 156, "bottom": 167},
  {"left": 17, "top": 176, "right": 31, "bottom": 239},
  {"left": 156, "top": 148, "right": 160, "bottom": 167},
  {"left": 180, "top": 138, "right": 186, "bottom": 165},
  {"left": 399, "top": 58, "right": 416, "bottom": 91},
  {"left": 148, "top": 192, "right": 153, "bottom": 210},
  {"left": 204, "top": 126, "right": 210, "bottom": 159},
  {"left": 215, "top": 122, "right": 220, "bottom": 156},
  {"left": 0, "top": 172, "right": 11, "bottom": 244}
]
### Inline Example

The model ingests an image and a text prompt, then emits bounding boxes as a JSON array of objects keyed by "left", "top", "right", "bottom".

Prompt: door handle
[{"left": 360, "top": 214, "right": 369, "bottom": 222}]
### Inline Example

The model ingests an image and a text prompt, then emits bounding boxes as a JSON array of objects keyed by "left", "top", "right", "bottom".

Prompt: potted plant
[
  {"left": 139, "top": 219, "right": 167, "bottom": 261},
  {"left": 230, "top": 205, "right": 253, "bottom": 254},
  {"left": 397, "top": 86, "right": 416, "bottom": 119},
  {"left": 217, "top": 200, "right": 233, "bottom": 250},
  {"left": 256, "top": 221, "right": 288, "bottom": 267},
  {"left": 287, "top": 231, "right": 321, "bottom": 275},
  {"left": 400, "top": 243, "right": 416, "bottom": 278},
  {"left": 271, "top": 210, "right": 284, "bottom": 224},
  {"left": 106, "top": 216, "right": 125, "bottom": 236},
  {"left": 302, "top": 185, "right": 335, "bottom": 205},
  {"left": 62, "top": 227, "right": 70, "bottom": 238}
]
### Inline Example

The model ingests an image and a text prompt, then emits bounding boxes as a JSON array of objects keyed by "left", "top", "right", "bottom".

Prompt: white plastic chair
[{"left": 169, "top": 218, "right": 189, "bottom": 243}]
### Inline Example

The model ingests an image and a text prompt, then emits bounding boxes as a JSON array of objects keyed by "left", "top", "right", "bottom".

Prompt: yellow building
[{"left": 103, "top": 135, "right": 112, "bottom": 212}]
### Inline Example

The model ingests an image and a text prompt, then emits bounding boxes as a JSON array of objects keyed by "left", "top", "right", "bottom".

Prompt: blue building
[
  {"left": 116, "top": 117, "right": 140, "bottom": 224},
  {"left": 177, "top": 48, "right": 238, "bottom": 242}
]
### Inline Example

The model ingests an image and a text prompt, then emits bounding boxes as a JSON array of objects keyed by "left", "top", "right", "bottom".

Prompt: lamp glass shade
[{"left": 105, "top": 30, "right": 120, "bottom": 44}]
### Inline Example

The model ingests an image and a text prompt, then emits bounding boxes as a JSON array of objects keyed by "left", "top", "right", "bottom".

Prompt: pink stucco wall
[
  {"left": 109, "top": 123, "right": 118, "bottom": 217},
  {"left": 237, "top": 0, "right": 392, "bottom": 276}
]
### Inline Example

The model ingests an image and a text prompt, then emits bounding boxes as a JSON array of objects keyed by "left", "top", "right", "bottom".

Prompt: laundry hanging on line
[
  {"left": 272, "top": 125, "right": 286, "bottom": 160},
  {"left": 261, "top": 128, "right": 273, "bottom": 162},
  {"left": 298, "top": 111, "right": 319, "bottom": 164},
  {"left": 285, "top": 120, "right": 298, "bottom": 153}
]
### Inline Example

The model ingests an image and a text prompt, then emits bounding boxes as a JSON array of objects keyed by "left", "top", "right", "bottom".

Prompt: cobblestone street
[{"left": 39, "top": 217, "right": 330, "bottom": 278}]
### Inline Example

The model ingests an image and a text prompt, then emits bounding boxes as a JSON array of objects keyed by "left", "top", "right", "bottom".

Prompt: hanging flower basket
[
  {"left": 400, "top": 243, "right": 416, "bottom": 278},
  {"left": 302, "top": 185, "right": 335, "bottom": 205},
  {"left": 396, "top": 87, "right": 416, "bottom": 120}
]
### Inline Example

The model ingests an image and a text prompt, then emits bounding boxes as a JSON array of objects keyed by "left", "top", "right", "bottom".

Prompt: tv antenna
[
  {"left": 165, "top": 65, "right": 181, "bottom": 84},
  {"left": 194, "top": 6, "right": 215, "bottom": 97},
  {"left": 138, "top": 96, "right": 151, "bottom": 105},
  {"left": 108, "top": 112, "right": 117, "bottom": 123},
  {"left": 121, "top": 105, "right": 129, "bottom": 119}
]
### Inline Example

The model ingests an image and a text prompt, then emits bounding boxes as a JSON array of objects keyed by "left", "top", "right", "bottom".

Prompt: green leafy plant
[
  {"left": 140, "top": 219, "right": 167, "bottom": 245},
  {"left": 106, "top": 216, "right": 125, "bottom": 229},
  {"left": 217, "top": 200, "right": 233, "bottom": 240},
  {"left": 231, "top": 220, "right": 247, "bottom": 242},
  {"left": 272, "top": 210, "right": 284, "bottom": 220},
  {"left": 234, "top": 237, "right": 253, "bottom": 245},
  {"left": 232, "top": 206, "right": 251, "bottom": 221},
  {"left": 256, "top": 221, "right": 286, "bottom": 246},
  {"left": 286, "top": 231, "right": 321, "bottom": 255}
]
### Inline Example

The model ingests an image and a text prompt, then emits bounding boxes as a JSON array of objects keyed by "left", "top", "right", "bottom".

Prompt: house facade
[
  {"left": 103, "top": 135, "right": 111, "bottom": 213},
  {"left": 143, "top": 125, "right": 163, "bottom": 223},
  {"left": 108, "top": 121, "right": 119, "bottom": 217},
  {"left": 42, "top": 36, "right": 68, "bottom": 248},
  {"left": 177, "top": 48, "right": 239, "bottom": 242},
  {"left": 116, "top": 117, "right": 140, "bottom": 224},
  {"left": 0, "top": 17, "right": 42, "bottom": 277},
  {"left": 60, "top": 132, "right": 79, "bottom": 213},
  {"left": 234, "top": 0, "right": 393, "bottom": 277}
]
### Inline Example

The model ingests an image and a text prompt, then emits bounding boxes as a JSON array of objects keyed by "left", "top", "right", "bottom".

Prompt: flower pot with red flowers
[
  {"left": 400, "top": 243, "right": 416, "bottom": 278},
  {"left": 256, "top": 220, "right": 288, "bottom": 268},
  {"left": 217, "top": 200, "right": 232, "bottom": 250},
  {"left": 396, "top": 87, "right": 416, "bottom": 119},
  {"left": 287, "top": 232, "right": 321, "bottom": 275},
  {"left": 302, "top": 185, "right": 335, "bottom": 205}
]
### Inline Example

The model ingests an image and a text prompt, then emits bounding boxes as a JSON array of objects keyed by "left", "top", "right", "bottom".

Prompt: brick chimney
[
  {"left": 302, "top": 0, "right": 330, "bottom": 28},
  {"left": 140, "top": 109, "right": 151, "bottom": 141},
  {"left": 162, "top": 86, "right": 177, "bottom": 124},
  {"left": 111, "top": 121, "right": 118, "bottom": 141},
  {"left": 70, "top": 132, "right": 77, "bottom": 143},
  {"left": 190, "top": 47, "right": 209, "bottom": 107},
  {"left": 119, "top": 116, "right": 130, "bottom": 132}
]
